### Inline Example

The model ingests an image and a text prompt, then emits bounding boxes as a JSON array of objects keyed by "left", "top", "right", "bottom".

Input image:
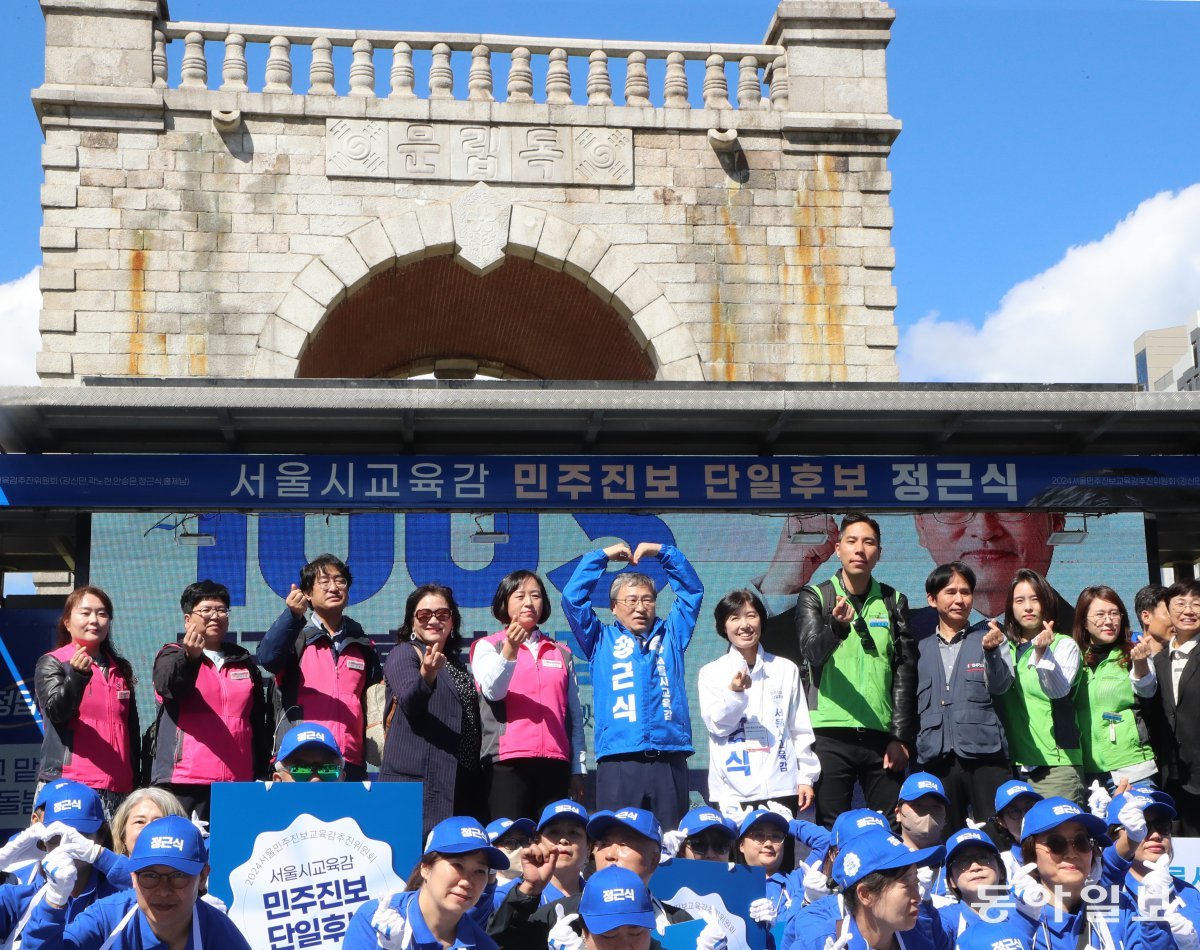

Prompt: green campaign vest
[
  {"left": 808, "top": 575, "right": 894, "bottom": 733},
  {"left": 1077, "top": 649, "right": 1155, "bottom": 773},
  {"left": 998, "top": 633, "right": 1082, "bottom": 768}
]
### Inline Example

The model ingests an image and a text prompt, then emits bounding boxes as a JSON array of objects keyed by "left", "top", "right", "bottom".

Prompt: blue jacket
[
  {"left": 1122, "top": 873, "right": 1200, "bottom": 936},
  {"left": 21, "top": 888, "right": 251, "bottom": 949},
  {"left": 788, "top": 906, "right": 951, "bottom": 950},
  {"left": 344, "top": 890, "right": 498, "bottom": 950},
  {"left": 560, "top": 546, "right": 703, "bottom": 759},
  {"left": 1, "top": 857, "right": 129, "bottom": 946}
]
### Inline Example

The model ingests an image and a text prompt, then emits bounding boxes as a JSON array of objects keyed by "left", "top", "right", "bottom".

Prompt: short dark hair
[
  {"left": 180, "top": 580, "right": 230, "bottom": 614},
  {"left": 1003, "top": 568, "right": 1057, "bottom": 641},
  {"left": 840, "top": 513, "right": 881, "bottom": 544},
  {"left": 842, "top": 865, "right": 911, "bottom": 916},
  {"left": 1134, "top": 584, "right": 1168, "bottom": 618},
  {"left": 398, "top": 583, "right": 464, "bottom": 650},
  {"left": 925, "top": 561, "right": 977, "bottom": 597},
  {"left": 491, "top": 570, "right": 551, "bottom": 625},
  {"left": 713, "top": 588, "right": 768, "bottom": 640},
  {"left": 1166, "top": 578, "right": 1200, "bottom": 606},
  {"left": 299, "top": 554, "right": 352, "bottom": 594}
]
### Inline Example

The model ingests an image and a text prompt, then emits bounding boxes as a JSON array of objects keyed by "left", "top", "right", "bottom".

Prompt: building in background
[{"left": 1134, "top": 315, "right": 1200, "bottom": 391}]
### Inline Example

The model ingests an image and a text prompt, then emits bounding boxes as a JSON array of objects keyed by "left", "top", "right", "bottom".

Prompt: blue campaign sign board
[
  {"left": 1, "top": 451, "right": 1198, "bottom": 510},
  {"left": 209, "top": 782, "right": 421, "bottom": 950},
  {"left": 0, "top": 609, "right": 54, "bottom": 837},
  {"left": 661, "top": 919, "right": 706, "bottom": 948},
  {"left": 650, "top": 858, "right": 767, "bottom": 950}
]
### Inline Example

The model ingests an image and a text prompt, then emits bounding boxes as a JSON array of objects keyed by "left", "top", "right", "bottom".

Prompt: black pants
[
  {"left": 483, "top": 757, "right": 571, "bottom": 822},
  {"left": 812, "top": 728, "right": 903, "bottom": 829},
  {"left": 1166, "top": 780, "right": 1200, "bottom": 837},
  {"left": 920, "top": 753, "right": 1012, "bottom": 837},
  {"left": 157, "top": 783, "right": 211, "bottom": 823},
  {"left": 595, "top": 751, "right": 689, "bottom": 832}
]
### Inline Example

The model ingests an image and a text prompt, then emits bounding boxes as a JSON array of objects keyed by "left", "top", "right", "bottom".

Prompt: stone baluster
[
  {"left": 429, "top": 43, "right": 453, "bottom": 99},
  {"left": 220, "top": 34, "right": 248, "bottom": 92},
  {"left": 769, "top": 54, "right": 789, "bottom": 111},
  {"left": 309, "top": 37, "right": 335, "bottom": 95},
  {"left": 152, "top": 29, "right": 167, "bottom": 89},
  {"left": 507, "top": 47, "right": 533, "bottom": 102},
  {"left": 263, "top": 36, "right": 292, "bottom": 93},
  {"left": 390, "top": 42, "right": 415, "bottom": 98},
  {"left": 587, "top": 50, "right": 613, "bottom": 106},
  {"left": 703, "top": 54, "right": 730, "bottom": 109},
  {"left": 664, "top": 51, "right": 689, "bottom": 108},
  {"left": 737, "top": 56, "right": 764, "bottom": 110},
  {"left": 468, "top": 44, "right": 493, "bottom": 101},
  {"left": 180, "top": 31, "right": 207, "bottom": 89},
  {"left": 624, "top": 51, "right": 650, "bottom": 106},
  {"left": 349, "top": 39, "right": 375, "bottom": 96},
  {"left": 546, "top": 48, "right": 571, "bottom": 104}
]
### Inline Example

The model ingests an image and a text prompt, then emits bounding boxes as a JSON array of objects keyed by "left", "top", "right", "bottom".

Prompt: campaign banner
[
  {"left": 1, "top": 452, "right": 1199, "bottom": 510},
  {"left": 0, "top": 608, "right": 54, "bottom": 837},
  {"left": 209, "top": 782, "right": 420, "bottom": 949},
  {"left": 650, "top": 858, "right": 767, "bottom": 950},
  {"left": 1172, "top": 837, "right": 1200, "bottom": 888},
  {"left": 661, "top": 919, "right": 706, "bottom": 948}
]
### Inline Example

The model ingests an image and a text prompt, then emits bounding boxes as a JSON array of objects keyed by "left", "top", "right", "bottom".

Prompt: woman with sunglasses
[
  {"left": 936, "top": 828, "right": 1010, "bottom": 937},
  {"left": 1071, "top": 587, "right": 1158, "bottom": 793},
  {"left": 379, "top": 584, "right": 485, "bottom": 839},
  {"left": 661, "top": 806, "right": 737, "bottom": 863},
  {"left": 995, "top": 569, "right": 1086, "bottom": 804}
]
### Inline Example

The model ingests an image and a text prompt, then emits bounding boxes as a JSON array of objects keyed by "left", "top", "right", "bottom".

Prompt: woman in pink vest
[
  {"left": 34, "top": 586, "right": 139, "bottom": 819},
  {"left": 472, "top": 570, "right": 586, "bottom": 821}
]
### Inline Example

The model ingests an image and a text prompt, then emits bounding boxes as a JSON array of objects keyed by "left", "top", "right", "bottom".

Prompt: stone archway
[{"left": 252, "top": 186, "right": 704, "bottom": 381}]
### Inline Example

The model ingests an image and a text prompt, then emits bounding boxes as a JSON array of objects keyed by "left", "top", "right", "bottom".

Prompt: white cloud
[
  {"left": 899, "top": 184, "right": 1200, "bottom": 383},
  {"left": 0, "top": 268, "right": 41, "bottom": 385}
]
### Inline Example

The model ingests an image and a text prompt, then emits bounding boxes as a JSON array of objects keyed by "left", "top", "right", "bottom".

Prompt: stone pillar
[{"left": 42, "top": 0, "right": 166, "bottom": 90}]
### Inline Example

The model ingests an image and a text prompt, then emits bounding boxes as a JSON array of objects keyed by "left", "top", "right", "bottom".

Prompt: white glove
[
  {"left": 41, "top": 848, "right": 78, "bottom": 907},
  {"left": 765, "top": 800, "right": 795, "bottom": 821},
  {"left": 965, "top": 817, "right": 985, "bottom": 830},
  {"left": 41, "top": 823, "right": 101, "bottom": 864},
  {"left": 1138, "top": 854, "right": 1174, "bottom": 920},
  {"left": 749, "top": 897, "right": 778, "bottom": 925},
  {"left": 1166, "top": 898, "right": 1200, "bottom": 950},
  {"left": 823, "top": 932, "right": 853, "bottom": 950},
  {"left": 0, "top": 822, "right": 48, "bottom": 870},
  {"left": 803, "top": 863, "right": 830, "bottom": 904},
  {"left": 721, "top": 803, "right": 752, "bottom": 827},
  {"left": 548, "top": 905, "right": 585, "bottom": 950},
  {"left": 916, "top": 864, "right": 935, "bottom": 902},
  {"left": 1119, "top": 797, "right": 1148, "bottom": 844},
  {"left": 370, "top": 894, "right": 412, "bottom": 950},
  {"left": 190, "top": 812, "right": 210, "bottom": 840},
  {"left": 697, "top": 920, "right": 729, "bottom": 950},
  {"left": 661, "top": 828, "right": 687, "bottom": 859},
  {"left": 1010, "top": 861, "right": 1049, "bottom": 918},
  {"left": 1087, "top": 780, "right": 1112, "bottom": 818}
]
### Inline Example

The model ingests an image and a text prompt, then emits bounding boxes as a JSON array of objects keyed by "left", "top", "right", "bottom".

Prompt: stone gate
[{"left": 35, "top": 0, "right": 901, "bottom": 384}]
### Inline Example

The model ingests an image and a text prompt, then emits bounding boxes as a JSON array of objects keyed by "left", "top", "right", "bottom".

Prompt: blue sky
[{"left": 2, "top": 0, "right": 1199, "bottom": 383}]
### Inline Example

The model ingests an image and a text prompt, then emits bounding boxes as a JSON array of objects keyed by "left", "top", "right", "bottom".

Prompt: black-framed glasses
[
  {"left": 283, "top": 762, "right": 342, "bottom": 782},
  {"left": 1039, "top": 833, "right": 1093, "bottom": 857},
  {"left": 135, "top": 869, "right": 195, "bottom": 889},
  {"left": 414, "top": 608, "right": 452, "bottom": 624}
]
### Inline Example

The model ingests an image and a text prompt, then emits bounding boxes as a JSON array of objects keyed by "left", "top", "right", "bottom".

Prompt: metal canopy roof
[{"left": 3, "top": 379, "right": 1200, "bottom": 457}]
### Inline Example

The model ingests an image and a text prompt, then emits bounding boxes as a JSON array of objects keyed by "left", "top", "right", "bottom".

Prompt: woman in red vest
[{"left": 34, "top": 585, "right": 139, "bottom": 819}]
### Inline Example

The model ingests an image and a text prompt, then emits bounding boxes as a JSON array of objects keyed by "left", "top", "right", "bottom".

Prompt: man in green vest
[{"left": 795, "top": 512, "right": 917, "bottom": 828}]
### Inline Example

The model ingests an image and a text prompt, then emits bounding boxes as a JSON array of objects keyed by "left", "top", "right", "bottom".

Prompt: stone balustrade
[{"left": 155, "top": 22, "right": 787, "bottom": 115}]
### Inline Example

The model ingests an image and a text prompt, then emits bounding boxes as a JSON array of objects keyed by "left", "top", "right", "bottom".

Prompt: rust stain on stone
[
  {"left": 128, "top": 247, "right": 146, "bottom": 376},
  {"left": 711, "top": 205, "right": 740, "bottom": 379}
]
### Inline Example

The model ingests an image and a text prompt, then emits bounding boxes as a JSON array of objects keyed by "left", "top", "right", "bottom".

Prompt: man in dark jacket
[
  {"left": 1155, "top": 579, "right": 1200, "bottom": 835},
  {"left": 794, "top": 513, "right": 917, "bottom": 828}
]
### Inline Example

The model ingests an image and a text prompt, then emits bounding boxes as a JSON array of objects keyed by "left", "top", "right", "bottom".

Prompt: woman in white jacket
[{"left": 698, "top": 589, "right": 820, "bottom": 815}]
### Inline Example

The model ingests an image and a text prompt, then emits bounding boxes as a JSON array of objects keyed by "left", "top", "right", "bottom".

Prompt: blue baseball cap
[
  {"left": 680, "top": 807, "right": 736, "bottom": 840},
  {"left": 34, "top": 779, "right": 74, "bottom": 811},
  {"left": 737, "top": 808, "right": 789, "bottom": 839},
  {"left": 128, "top": 816, "right": 208, "bottom": 875},
  {"left": 995, "top": 780, "right": 1042, "bottom": 815},
  {"left": 832, "top": 808, "right": 892, "bottom": 848},
  {"left": 833, "top": 830, "right": 944, "bottom": 889},
  {"left": 39, "top": 780, "right": 104, "bottom": 833},
  {"left": 944, "top": 828, "right": 1000, "bottom": 865},
  {"left": 277, "top": 722, "right": 343, "bottom": 762},
  {"left": 899, "top": 773, "right": 949, "bottom": 806},
  {"left": 1130, "top": 787, "right": 1177, "bottom": 812},
  {"left": 1020, "top": 797, "right": 1108, "bottom": 843},
  {"left": 1105, "top": 791, "right": 1177, "bottom": 827},
  {"left": 424, "top": 817, "right": 509, "bottom": 870},
  {"left": 587, "top": 808, "right": 662, "bottom": 846},
  {"left": 579, "top": 866, "right": 655, "bottom": 934},
  {"left": 957, "top": 919, "right": 1033, "bottom": 950},
  {"left": 486, "top": 817, "right": 535, "bottom": 844},
  {"left": 537, "top": 799, "right": 590, "bottom": 832}
]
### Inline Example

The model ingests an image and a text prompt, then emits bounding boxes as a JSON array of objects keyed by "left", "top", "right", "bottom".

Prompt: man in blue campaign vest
[{"left": 561, "top": 540, "right": 703, "bottom": 831}]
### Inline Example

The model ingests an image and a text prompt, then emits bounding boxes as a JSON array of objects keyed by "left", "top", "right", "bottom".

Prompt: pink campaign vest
[
  {"left": 48, "top": 644, "right": 134, "bottom": 793},
  {"left": 160, "top": 656, "right": 256, "bottom": 783},
  {"left": 292, "top": 639, "right": 369, "bottom": 765},
  {"left": 472, "top": 632, "right": 571, "bottom": 763}
]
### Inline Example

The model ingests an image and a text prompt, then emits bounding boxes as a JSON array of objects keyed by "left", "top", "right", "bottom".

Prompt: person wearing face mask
[
  {"left": 344, "top": 816, "right": 506, "bottom": 950},
  {"left": 561, "top": 540, "right": 704, "bottom": 833},
  {"left": 1070, "top": 587, "right": 1157, "bottom": 793},
  {"left": 700, "top": 589, "right": 819, "bottom": 818},
  {"left": 995, "top": 569, "right": 1085, "bottom": 805},
  {"left": 379, "top": 584, "right": 485, "bottom": 838},
  {"left": 472, "top": 570, "right": 587, "bottom": 820},
  {"left": 894, "top": 774, "right": 949, "bottom": 899}
]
